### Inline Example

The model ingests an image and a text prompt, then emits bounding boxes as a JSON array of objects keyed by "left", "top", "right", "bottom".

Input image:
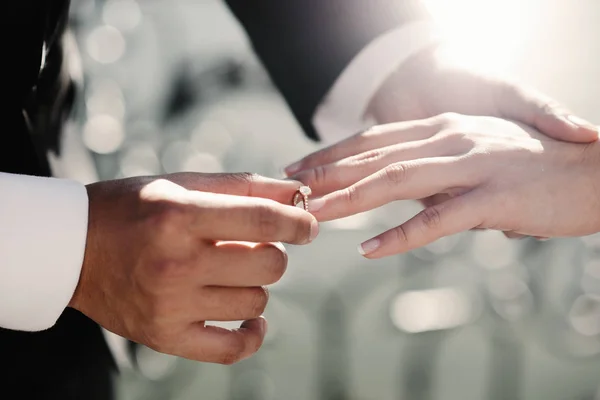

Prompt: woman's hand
[
  {"left": 366, "top": 45, "right": 598, "bottom": 143},
  {"left": 288, "top": 113, "right": 600, "bottom": 258}
]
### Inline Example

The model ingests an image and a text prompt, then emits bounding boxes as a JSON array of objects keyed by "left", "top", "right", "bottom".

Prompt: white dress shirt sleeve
[
  {"left": 0, "top": 172, "right": 88, "bottom": 331},
  {"left": 313, "top": 21, "right": 441, "bottom": 144}
]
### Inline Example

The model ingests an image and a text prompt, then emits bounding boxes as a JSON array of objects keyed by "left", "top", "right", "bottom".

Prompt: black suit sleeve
[{"left": 224, "top": 0, "right": 431, "bottom": 141}]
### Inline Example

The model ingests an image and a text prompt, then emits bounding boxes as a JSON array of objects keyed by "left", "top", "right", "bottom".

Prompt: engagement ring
[{"left": 293, "top": 186, "right": 311, "bottom": 211}]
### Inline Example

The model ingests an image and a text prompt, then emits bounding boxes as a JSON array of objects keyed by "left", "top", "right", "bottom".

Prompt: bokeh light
[
  {"left": 102, "top": 0, "right": 142, "bottom": 32},
  {"left": 86, "top": 24, "right": 126, "bottom": 64},
  {"left": 390, "top": 287, "right": 472, "bottom": 333},
  {"left": 569, "top": 295, "right": 600, "bottom": 337},
  {"left": 424, "top": 0, "right": 541, "bottom": 73},
  {"left": 136, "top": 346, "right": 178, "bottom": 381},
  {"left": 86, "top": 78, "right": 126, "bottom": 119},
  {"left": 471, "top": 230, "right": 517, "bottom": 269},
  {"left": 119, "top": 144, "right": 161, "bottom": 177},
  {"left": 181, "top": 152, "right": 223, "bottom": 173},
  {"left": 190, "top": 119, "right": 233, "bottom": 157},
  {"left": 82, "top": 114, "right": 125, "bottom": 154}
]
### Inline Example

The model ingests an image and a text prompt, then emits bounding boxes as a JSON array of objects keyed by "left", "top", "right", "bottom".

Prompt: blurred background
[{"left": 64, "top": 0, "right": 600, "bottom": 399}]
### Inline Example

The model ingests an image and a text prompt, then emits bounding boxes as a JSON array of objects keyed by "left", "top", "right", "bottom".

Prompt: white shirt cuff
[
  {"left": 313, "top": 21, "right": 441, "bottom": 144},
  {"left": 0, "top": 172, "right": 88, "bottom": 331}
]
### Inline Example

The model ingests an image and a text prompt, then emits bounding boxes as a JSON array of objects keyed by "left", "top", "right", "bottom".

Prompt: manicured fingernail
[
  {"left": 277, "top": 167, "right": 288, "bottom": 179},
  {"left": 358, "top": 238, "right": 380, "bottom": 256},
  {"left": 566, "top": 115, "right": 598, "bottom": 132},
  {"left": 285, "top": 161, "right": 302, "bottom": 176},
  {"left": 309, "top": 197, "right": 325, "bottom": 213},
  {"left": 309, "top": 219, "right": 320, "bottom": 242}
]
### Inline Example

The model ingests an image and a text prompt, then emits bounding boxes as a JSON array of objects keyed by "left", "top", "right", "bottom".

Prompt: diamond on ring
[{"left": 293, "top": 185, "right": 312, "bottom": 211}]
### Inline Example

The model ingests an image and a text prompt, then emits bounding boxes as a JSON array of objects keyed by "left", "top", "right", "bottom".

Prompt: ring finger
[
  {"left": 294, "top": 138, "right": 455, "bottom": 196},
  {"left": 286, "top": 119, "right": 440, "bottom": 175},
  {"left": 310, "top": 157, "right": 478, "bottom": 221}
]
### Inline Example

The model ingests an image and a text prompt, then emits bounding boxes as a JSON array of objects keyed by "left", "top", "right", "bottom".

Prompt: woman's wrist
[{"left": 366, "top": 45, "right": 441, "bottom": 124}]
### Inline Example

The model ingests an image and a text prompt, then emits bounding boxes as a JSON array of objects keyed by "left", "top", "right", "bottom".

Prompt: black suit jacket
[
  {"left": 225, "top": 0, "right": 430, "bottom": 140},
  {"left": 1, "top": 1, "right": 429, "bottom": 398}
]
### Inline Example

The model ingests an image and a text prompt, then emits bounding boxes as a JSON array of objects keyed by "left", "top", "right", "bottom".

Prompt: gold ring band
[{"left": 293, "top": 186, "right": 312, "bottom": 211}]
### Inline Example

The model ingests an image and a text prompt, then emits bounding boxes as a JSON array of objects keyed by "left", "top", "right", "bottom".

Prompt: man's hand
[
  {"left": 288, "top": 113, "right": 600, "bottom": 258},
  {"left": 68, "top": 173, "right": 318, "bottom": 365},
  {"left": 366, "top": 45, "right": 598, "bottom": 143}
]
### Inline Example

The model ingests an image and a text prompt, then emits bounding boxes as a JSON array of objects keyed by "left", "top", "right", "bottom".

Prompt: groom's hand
[{"left": 69, "top": 173, "right": 318, "bottom": 365}]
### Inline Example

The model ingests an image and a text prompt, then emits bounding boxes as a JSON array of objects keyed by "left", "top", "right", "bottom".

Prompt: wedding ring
[{"left": 293, "top": 186, "right": 312, "bottom": 211}]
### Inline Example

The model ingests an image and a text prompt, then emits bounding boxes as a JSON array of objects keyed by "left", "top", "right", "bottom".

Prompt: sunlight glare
[{"left": 423, "top": 0, "right": 540, "bottom": 74}]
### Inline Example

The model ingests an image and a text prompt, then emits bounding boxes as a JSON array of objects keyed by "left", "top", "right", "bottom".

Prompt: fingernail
[
  {"left": 358, "top": 238, "right": 381, "bottom": 256},
  {"left": 566, "top": 115, "right": 598, "bottom": 132},
  {"left": 309, "top": 219, "right": 320, "bottom": 242},
  {"left": 534, "top": 236, "right": 550, "bottom": 241},
  {"left": 276, "top": 167, "right": 288, "bottom": 179},
  {"left": 271, "top": 241, "right": 287, "bottom": 253},
  {"left": 309, "top": 197, "right": 325, "bottom": 213},
  {"left": 259, "top": 317, "right": 268, "bottom": 334},
  {"left": 285, "top": 161, "right": 302, "bottom": 176}
]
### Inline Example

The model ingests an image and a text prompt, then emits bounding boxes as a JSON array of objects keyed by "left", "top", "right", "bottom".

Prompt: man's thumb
[{"left": 495, "top": 82, "right": 598, "bottom": 143}]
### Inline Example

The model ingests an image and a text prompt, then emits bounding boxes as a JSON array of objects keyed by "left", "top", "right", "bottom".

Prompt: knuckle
[
  {"left": 224, "top": 172, "right": 261, "bottom": 196},
  {"left": 311, "top": 165, "right": 328, "bottom": 186},
  {"left": 253, "top": 203, "right": 281, "bottom": 238},
  {"left": 443, "top": 130, "right": 477, "bottom": 151},
  {"left": 351, "top": 148, "right": 386, "bottom": 165},
  {"left": 393, "top": 224, "right": 410, "bottom": 245},
  {"left": 343, "top": 185, "right": 361, "bottom": 205},
  {"left": 147, "top": 203, "right": 188, "bottom": 235},
  {"left": 437, "top": 112, "right": 461, "bottom": 125},
  {"left": 420, "top": 207, "right": 443, "bottom": 230},
  {"left": 149, "top": 259, "right": 188, "bottom": 282},
  {"left": 383, "top": 163, "right": 408, "bottom": 185},
  {"left": 231, "top": 172, "right": 260, "bottom": 186},
  {"left": 540, "top": 100, "right": 563, "bottom": 117}
]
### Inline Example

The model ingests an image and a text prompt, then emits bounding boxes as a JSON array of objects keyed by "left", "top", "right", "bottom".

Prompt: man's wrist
[{"left": 68, "top": 182, "right": 101, "bottom": 313}]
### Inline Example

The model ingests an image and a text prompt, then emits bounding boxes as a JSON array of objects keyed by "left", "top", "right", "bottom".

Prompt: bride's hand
[{"left": 286, "top": 113, "right": 600, "bottom": 258}]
